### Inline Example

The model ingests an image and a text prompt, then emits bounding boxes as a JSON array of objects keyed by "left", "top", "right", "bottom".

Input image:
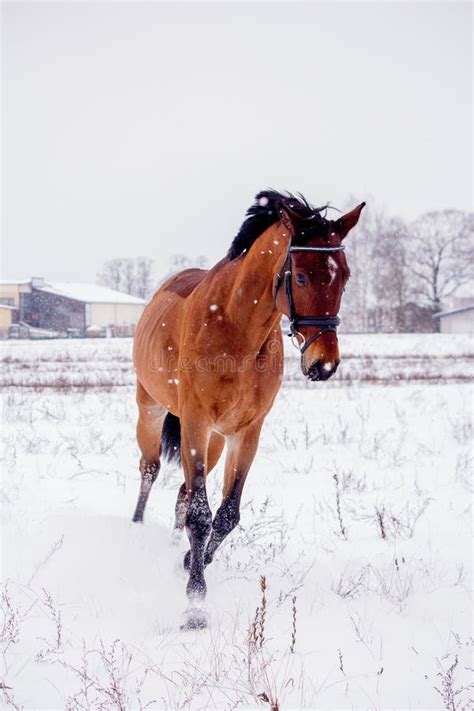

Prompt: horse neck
[{"left": 225, "top": 223, "right": 290, "bottom": 348}]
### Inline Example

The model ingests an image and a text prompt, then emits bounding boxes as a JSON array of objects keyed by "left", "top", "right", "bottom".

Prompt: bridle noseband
[{"left": 273, "top": 244, "right": 345, "bottom": 354}]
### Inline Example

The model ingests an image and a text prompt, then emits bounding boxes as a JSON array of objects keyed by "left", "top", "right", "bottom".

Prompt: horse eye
[{"left": 295, "top": 273, "right": 307, "bottom": 286}]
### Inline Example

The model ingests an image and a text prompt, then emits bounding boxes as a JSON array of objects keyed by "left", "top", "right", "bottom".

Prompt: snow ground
[{"left": 1, "top": 336, "right": 473, "bottom": 710}]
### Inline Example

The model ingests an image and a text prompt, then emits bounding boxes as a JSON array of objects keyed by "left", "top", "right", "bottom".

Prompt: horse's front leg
[
  {"left": 204, "top": 418, "right": 264, "bottom": 567},
  {"left": 180, "top": 418, "right": 212, "bottom": 630},
  {"left": 173, "top": 431, "right": 225, "bottom": 546}
]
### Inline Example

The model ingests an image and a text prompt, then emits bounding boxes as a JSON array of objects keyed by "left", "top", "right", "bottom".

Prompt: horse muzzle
[{"left": 303, "top": 358, "right": 340, "bottom": 381}]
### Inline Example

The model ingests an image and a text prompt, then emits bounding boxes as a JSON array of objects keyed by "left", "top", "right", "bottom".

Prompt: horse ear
[{"left": 334, "top": 202, "right": 366, "bottom": 239}]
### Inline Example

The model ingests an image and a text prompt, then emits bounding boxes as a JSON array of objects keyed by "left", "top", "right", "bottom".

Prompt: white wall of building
[
  {"left": 88, "top": 302, "right": 144, "bottom": 329},
  {"left": 439, "top": 310, "right": 474, "bottom": 334}
]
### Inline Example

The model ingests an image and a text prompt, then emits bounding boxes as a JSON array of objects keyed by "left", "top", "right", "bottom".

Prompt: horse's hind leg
[
  {"left": 132, "top": 381, "right": 165, "bottom": 523},
  {"left": 172, "top": 482, "right": 188, "bottom": 543},
  {"left": 174, "top": 431, "right": 225, "bottom": 546}
]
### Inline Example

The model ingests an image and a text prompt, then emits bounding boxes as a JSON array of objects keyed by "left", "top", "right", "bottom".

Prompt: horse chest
[{"left": 202, "top": 365, "right": 282, "bottom": 433}]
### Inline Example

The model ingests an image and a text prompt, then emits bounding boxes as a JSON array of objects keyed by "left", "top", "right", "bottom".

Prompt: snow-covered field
[{"left": 1, "top": 335, "right": 473, "bottom": 710}]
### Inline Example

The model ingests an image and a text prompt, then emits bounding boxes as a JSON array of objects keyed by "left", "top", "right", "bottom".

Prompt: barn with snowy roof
[{"left": 0, "top": 278, "right": 145, "bottom": 337}]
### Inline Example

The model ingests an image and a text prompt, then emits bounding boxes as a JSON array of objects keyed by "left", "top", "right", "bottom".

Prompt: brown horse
[{"left": 132, "top": 190, "right": 364, "bottom": 629}]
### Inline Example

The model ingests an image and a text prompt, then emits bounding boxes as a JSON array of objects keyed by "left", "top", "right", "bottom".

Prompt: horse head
[{"left": 274, "top": 199, "right": 365, "bottom": 381}]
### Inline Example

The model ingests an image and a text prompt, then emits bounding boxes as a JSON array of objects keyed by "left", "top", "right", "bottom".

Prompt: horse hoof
[
  {"left": 180, "top": 605, "right": 209, "bottom": 631},
  {"left": 183, "top": 550, "right": 191, "bottom": 571}
]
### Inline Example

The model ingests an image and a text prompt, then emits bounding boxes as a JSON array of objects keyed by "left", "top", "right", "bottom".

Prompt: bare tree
[
  {"left": 156, "top": 254, "right": 209, "bottom": 289},
  {"left": 97, "top": 258, "right": 127, "bottom": 292},
  {"left": 372, "top": 216, "right": 411, "bottom": 332},
  {"left": 405, "top": 210, "right": 474, "bottom": 329},
  {"left": 123, "top": 259, "right": 135, "bottom": 296},
  {"left": 135, "top": 257, "right": 154, "bottom": 299},
  {"left": 97, "top": 257, "right": 155, "bottom": 299},
  {"left": 340, "top": 198, "right": 386, "bottom": 332},
  {"left": 98, "top": 254, "right": 208, "bottom": 299},
  {"left": 167, "top": 254, "right": 208, "bottom": 274},
  {"left": 341, "top": 201, "right": 473, "bottom": 333}
]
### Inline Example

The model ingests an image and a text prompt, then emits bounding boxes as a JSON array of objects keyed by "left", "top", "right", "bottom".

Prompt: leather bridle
[{"left": 273, "top": 244, "right": 345, "bottom": 354}]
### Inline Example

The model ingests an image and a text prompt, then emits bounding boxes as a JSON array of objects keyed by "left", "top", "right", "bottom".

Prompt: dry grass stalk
[
  {"left": 338, "top": 649, "right": 345, "bottom": 675},
  {"left": 332, "top": 472, "right": 347, "bottom": 539},
  {"left": 375, "top": 505, "right": 387, "bottom": 539},
  {"left": 35, "top": 588, "right": 63, "bottom": 662},
  {"left": 434, "top": 655, "right": 470, "bottom": 711},
  {"left": 0, "top": 685, "right": 22, "bottom": 711},
  {"left": 257, "top": 575, "right": 267, "bottom": 649},
  {"left": 290, "top": 596, "right": 297, "bottom": 654}
]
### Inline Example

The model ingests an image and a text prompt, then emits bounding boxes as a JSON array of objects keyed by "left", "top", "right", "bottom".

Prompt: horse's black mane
[{"left": 227, "top": 190, "right": 330, "bottom": 260}]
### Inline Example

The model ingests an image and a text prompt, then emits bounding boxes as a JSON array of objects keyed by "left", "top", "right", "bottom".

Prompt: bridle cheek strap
[
  {"left": 274, "top": 245, "right": 345, "bottom": 353},
  {"left": 297, "top": 321, "right": 340, "bottom": 354}
]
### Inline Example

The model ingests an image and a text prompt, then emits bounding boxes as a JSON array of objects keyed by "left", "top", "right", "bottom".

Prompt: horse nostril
[
  {"left": 321, "top": 361, "right": 335, "bottom": 374},
  {"left": 307, "top": 359, "right": 339, "bottom": 381}
]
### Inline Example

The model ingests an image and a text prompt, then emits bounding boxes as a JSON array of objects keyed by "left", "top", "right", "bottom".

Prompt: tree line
[
  {"left": 97, "top": 204, "right": 473, "bottom": 333},
  {"left": 97, "top": 254, "right": 208, "bottom": 301},
  {"left": 341, "top": 203, "right": 472, "bottom": 332}
]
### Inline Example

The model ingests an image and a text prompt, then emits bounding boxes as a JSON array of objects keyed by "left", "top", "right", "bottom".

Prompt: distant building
[
  {"left": 0, "top": 303, "right": 19, "bottom": 334},
  {"left": 432, "top": 288, "right": 474, "bottom": 334},
  {"left": 400, "top": 303, "right": 437, "bottom": 333},
  {"left": 0, "top": 278, "right": 146, "bottom": 337},
  {"left": 433, "top": 305, "right": 474, "bottom": 334}
]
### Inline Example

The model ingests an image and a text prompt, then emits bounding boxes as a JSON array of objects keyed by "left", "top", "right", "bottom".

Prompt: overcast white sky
[{"left": 2, "top": 1, "right": 472, "bottom": 283}]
